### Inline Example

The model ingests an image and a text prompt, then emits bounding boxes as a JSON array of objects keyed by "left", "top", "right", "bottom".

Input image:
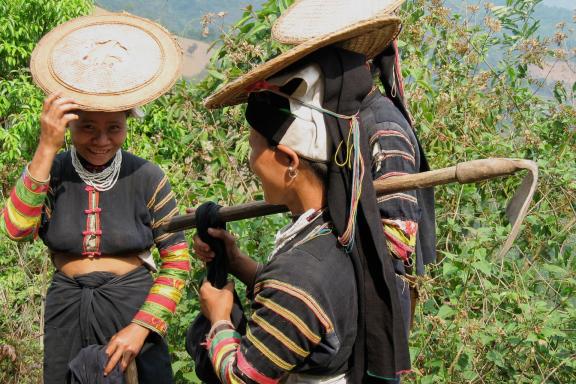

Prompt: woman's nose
[{"left": 93, "top": 132, "right": 110, "bottom": 145}]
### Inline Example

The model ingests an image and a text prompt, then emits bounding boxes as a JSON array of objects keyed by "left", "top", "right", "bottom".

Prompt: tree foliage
[{"left": 0, "top": 0, "right": 574, "bottom": 383}]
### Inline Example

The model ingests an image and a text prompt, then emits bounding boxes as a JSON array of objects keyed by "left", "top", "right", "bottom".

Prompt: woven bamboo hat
[
  {"left": 204, "top": 0, "right": 404, "bottom": 109},
  {"left": 30, "top": 13, "right": 182, "bottom": 112}
]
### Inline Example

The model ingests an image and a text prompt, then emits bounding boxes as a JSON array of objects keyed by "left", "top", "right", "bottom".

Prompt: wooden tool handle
[{"left": 164, "top": 158, "right": 535, "bottom": 232}]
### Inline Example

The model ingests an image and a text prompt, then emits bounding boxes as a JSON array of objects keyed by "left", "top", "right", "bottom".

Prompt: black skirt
[{"left": 43, "top": 266, "right": 173, "bottom": 384}]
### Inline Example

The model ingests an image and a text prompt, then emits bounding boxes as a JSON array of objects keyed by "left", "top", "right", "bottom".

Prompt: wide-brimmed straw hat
[
  {"left": 31, "top": 13, "right": 182, "bottom": 112},
  {"left": 204, "top": 0, "right": 404, "bottom": 109}
]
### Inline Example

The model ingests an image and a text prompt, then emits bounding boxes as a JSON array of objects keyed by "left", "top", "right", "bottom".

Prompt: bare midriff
[{"left": 51, "top": 251, "right": 144, "bottom": 278}]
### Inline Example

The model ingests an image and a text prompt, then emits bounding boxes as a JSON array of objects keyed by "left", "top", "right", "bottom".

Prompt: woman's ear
[{"left": 276, "top": 144, "right": 300, "bottom": 170}]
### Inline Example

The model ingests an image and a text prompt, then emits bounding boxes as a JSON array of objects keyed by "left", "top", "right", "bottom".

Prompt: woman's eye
[{"left": 82, "top": 125, "right": 94, "bottom": 131}]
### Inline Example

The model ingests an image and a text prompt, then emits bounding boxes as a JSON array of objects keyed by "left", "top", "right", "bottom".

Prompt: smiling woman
[
  {"left": 70, "top": 111, "right": 128, "bottom": 167},
  {"left": 0, "top": 13, "right": 189, "bottom": 384}
]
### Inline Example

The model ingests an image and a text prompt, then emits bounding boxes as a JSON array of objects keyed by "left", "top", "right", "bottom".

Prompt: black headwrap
[
  {"left": 373, "top": 42, "right": 437, "bottom": 273},
  {"left": 246, "top": 46, "right": 411, "bottom": 381}
]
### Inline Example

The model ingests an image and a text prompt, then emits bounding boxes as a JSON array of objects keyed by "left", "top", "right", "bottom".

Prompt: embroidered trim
[
  {"left": 82, "top": 186, "right": 102, "bottom": 258},
  {"left": 372, "top": 150, "right": 416, "bottom": 167},
  {"left": 255, "top": 279, "right": 335, "bottom": 333},
  {"left": 370, "top": 130, "right": 415, "bottom": 156},
  {"left": 147, "top": 175, "right": 168, "bottom": 209},
  {"left": 377, "top": 193, "right": 418, "bottom": 205}
]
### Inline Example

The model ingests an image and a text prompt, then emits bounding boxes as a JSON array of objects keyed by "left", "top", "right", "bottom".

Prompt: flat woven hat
[
  {"left": 31, "top": 13, "right": 182, "bottom": 112},
  {"left": 272, "top": 0, "right": 405, "bottom": 45},
  {"left": 204, "top": 1, "right": 402, "bottom": 109}
]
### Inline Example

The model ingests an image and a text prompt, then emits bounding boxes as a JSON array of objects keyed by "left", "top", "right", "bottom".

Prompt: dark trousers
[{"left": 43, "top": 266, "right": 173, "bottom": 383}]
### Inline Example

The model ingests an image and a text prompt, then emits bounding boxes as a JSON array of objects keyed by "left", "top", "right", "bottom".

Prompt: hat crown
[
  {"left": 51, "top": 24, "right": 163, "bottom": 94},
  {"left": 272, "top": 0, "right": 405, "bottom": 44},
  {"left": 31, "top": 13, "right": 182, "bottom": 112}
]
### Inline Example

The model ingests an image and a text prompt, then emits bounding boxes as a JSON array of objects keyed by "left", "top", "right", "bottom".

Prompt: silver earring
[{"left": 288, "top": 166, "right": 298, "bottom": 179}]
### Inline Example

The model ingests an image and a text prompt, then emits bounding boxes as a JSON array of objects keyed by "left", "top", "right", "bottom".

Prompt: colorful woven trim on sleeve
[
  {"left": 0, "top": 167, "right": 48, "bottom": 241},
  {"left": 208, "top": 324, "right": 283, "bottom": 384},
  {"left": 132, "top": 242, "right": 190, "bottom": 334},
  {"left": 382, "top": 219, "right": 418, "bottom": 262}
]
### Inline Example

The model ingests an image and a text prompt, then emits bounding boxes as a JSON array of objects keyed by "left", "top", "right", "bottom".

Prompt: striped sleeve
[
  {"left": 0, "top": 167, "right": 48, "bottom": 242},
  {"left": 208, "top": 280, "right": 334, "bottom": 383},
  {"left": 370, "top": 121, "right": 421, "bottom": 262},
  {"left": 132, "top": 169, "right": 190, "bottom": 335}
]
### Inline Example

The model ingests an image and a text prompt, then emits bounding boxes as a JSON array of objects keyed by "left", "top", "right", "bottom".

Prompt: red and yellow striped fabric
[
  {"left": 0, "top": 168, "right": 48, "bottom": 241},
  {"left": 133, "top": 242, "right": 190, "bottom": 335}
]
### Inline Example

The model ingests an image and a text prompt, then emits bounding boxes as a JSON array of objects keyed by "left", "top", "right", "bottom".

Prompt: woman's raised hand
[
  {"left": 39, "top": 93, "right": 80, "bottom": 152},
  {"left": 27, "top": 94, "right": 81, "bottom": 182}
]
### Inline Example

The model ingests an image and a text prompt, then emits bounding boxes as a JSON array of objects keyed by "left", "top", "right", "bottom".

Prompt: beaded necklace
[{"left": 71, "top": 147, "right": 122, "bottom": 192}]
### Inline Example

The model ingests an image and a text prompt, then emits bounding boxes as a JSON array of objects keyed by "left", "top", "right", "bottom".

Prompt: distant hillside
[
  {"left": 446, "top": 0, "right": 575, "bottom": 50},
  {"left": 92, "top": 5, "right": 211, "bottom": 80},
  {"left": 96, "top": 0, "right": 575, "bottom": 87},
  {"left": 96, "top": 0, "right": 259, "bottom": 40},
  {"left": 98, "top": 0, "right": 575, "bottom": 48},
  {"left": 542, "top": 0, "right": 575, "bottom": 9}
]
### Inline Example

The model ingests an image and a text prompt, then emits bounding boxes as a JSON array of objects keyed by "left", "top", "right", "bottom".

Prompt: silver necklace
[{"left": 71, "top": 147, "right": 122, "bottom": 192}]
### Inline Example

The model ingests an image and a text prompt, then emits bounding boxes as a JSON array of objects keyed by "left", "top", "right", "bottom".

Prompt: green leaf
[
  {"left": 207, "top": 69, "right": 226, "bottom": 81},
  {"left": 171, "top": 360, "right": 187, "bottom": 374},
  {"left": 486, "top": 350, "right": 506, "bottom": 368},
  {"left": 438, "top": 305, "right": 456, "bottom": 319},
  {"left": 542, "top": 264, "right": 566, "bottom": 277},
  {"left": 472, "top": 259, "right": 492, "bottom": 276}
]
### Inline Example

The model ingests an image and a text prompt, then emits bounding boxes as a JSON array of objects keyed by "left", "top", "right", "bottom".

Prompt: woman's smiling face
[{"left": 69, "top": 111, "right": 127, "bottom": 165}]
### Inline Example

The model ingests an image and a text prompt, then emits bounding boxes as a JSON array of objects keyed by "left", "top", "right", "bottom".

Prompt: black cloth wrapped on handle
[{"left": 185, "top": 202, "right": 247, "bottom": 383}]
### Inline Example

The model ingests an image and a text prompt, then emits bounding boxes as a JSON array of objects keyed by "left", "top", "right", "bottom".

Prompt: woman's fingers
[
  {"left": 200, "top": 280, "right": 235, "bottom": 322},
  {"left": 104, "top": 342, "right": 122, "bottom": 376},
  {"left": 104, "top": 341, "right": 136, "bottom": 375},
  {"left": 193, "top": 235, "right": 210, "bottom": 251},
  {"left": 206, "top": 227, "right": 226, "bottom": 238},
  {"left": 192, "top": 235, "right": 215, "bottom": 261},
  {"left": 104, "top": 349, "right": 123, "bottom": 376},
  {"left": 104, "top": 337, "right": 118, "bottom": 357},
  {"left": 42, "top": 93, "right": 60, "bottom": 112},
  {"left": 207, "top": 228, "right": 237, "bottom": 247},
  {"left": 55, "top": 102, "right": 80, "bottom": 114},
  {"left": 120, "top": 350, "right": 135, "bottom": 372},
  {"left": 63, "top": 113, "right": 80, "bottom": 125}
]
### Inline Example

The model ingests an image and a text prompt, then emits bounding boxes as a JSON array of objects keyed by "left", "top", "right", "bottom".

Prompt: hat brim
[
  {"left": 204, "top": 15, "right": 401, "bottom": 109},
  {"left": 30, "top": 13, "right": 183, "bottom": 112}
]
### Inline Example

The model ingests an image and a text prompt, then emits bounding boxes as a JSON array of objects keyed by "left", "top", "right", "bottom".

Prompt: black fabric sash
[
  {"left": 373, "top": 44, "right": 437, "bottom": 274},
  {"left": 46, "top": 267, "right": 152, "bottom": 346},
  {"left": 44, "top": 266, "right": 172, "bottom": 384}
]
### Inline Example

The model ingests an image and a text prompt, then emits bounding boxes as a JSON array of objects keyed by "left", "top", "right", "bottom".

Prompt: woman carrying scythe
[
  {"left": 0, "top": 13, "right": 190, "bottom": 383},
  {"left": 192, "top": 0, "right": 436, "bottom": 382}
]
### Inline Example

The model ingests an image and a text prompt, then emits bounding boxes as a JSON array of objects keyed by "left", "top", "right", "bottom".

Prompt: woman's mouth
[{"left": 88, "top": 149, "right": 110, "bottom": 155}]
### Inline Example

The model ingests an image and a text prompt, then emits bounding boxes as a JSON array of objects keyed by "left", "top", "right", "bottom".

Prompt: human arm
[
  {"left": 0, "top": 94, "right": 78, "bottom": 241},
  {"left": 131, "top": 172, "right": 191, "bottom": 334},
  {"left": 200, "top": 275, "right": 335, "bottom": 383},
  {"left": 104, "top": 170, "right": 191, "bottom": 373},
  {"left": 193, "top": 228, "right": 262, "bottom": 288}
]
